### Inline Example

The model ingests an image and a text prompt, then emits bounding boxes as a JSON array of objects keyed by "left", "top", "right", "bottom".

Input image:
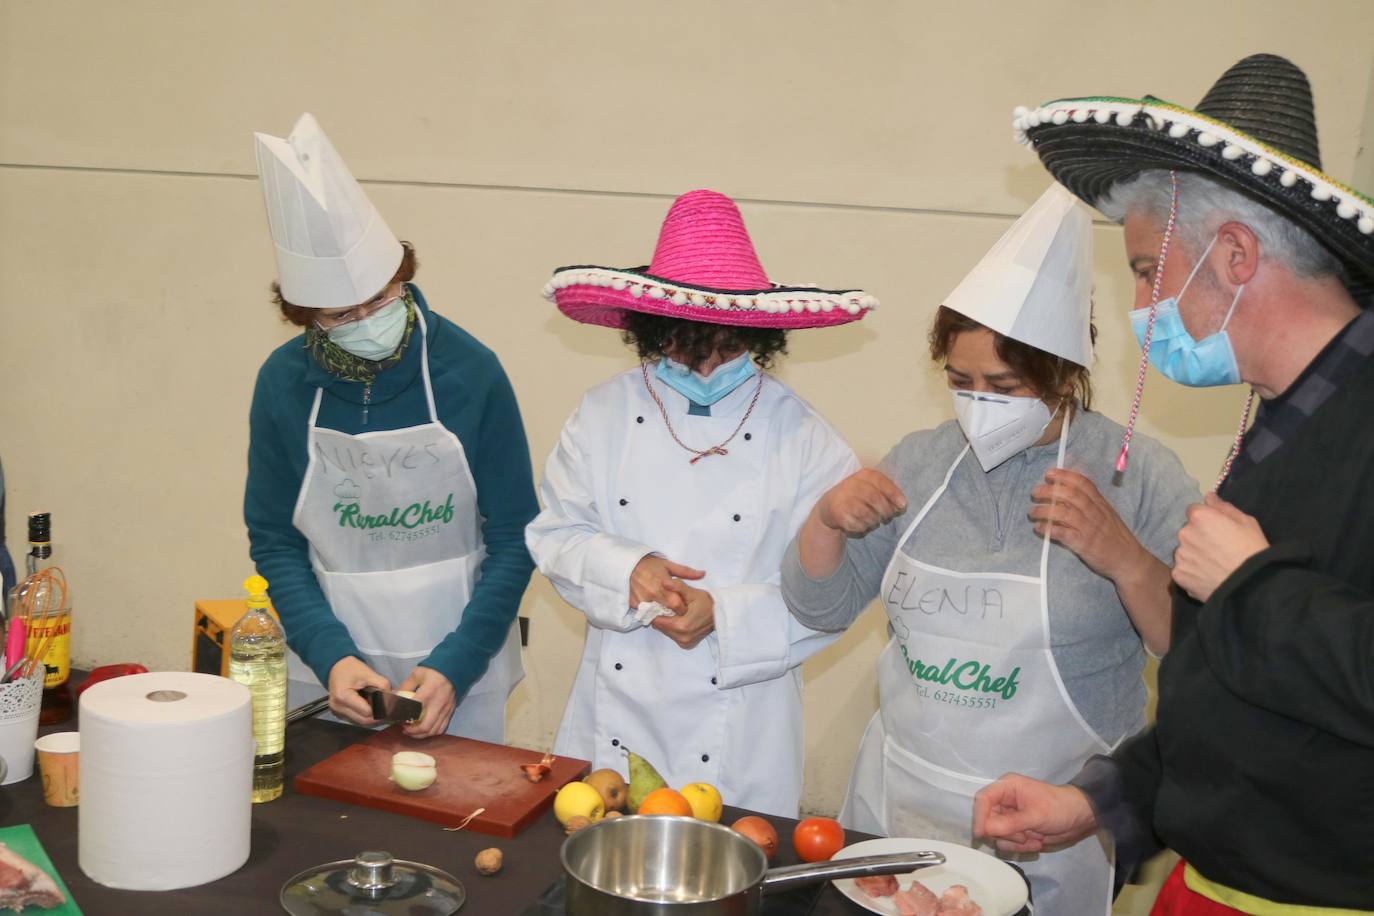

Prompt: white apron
[
  {"left": 841, "top": 418, "right": 1114, "bottom": 915},
  {"left": 287, "top": 309, "right": 522, "bottom": 741}
]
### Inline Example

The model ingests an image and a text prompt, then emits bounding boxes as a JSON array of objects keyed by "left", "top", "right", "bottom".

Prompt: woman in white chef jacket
[
  {"left": 245, "top": 115, "right": 534, "bottom": 741},
  {"left": 781, "top": 188, "right": 1199, "bottom": 912},
  {"left": 527, "top": 190, "right": 878, "bottom": 817}
]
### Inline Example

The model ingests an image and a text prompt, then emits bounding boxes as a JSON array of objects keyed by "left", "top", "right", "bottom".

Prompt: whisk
[{"left": 8, "top": 567, "right": 68, "bottom": 682}]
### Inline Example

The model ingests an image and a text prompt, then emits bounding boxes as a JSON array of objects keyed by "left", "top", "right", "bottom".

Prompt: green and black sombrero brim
[{"left": 1012, "top": 54, "right": 1374, "bottom": 306}]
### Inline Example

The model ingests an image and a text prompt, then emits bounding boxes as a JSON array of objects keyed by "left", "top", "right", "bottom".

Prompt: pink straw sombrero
[{"left": 542, "top": 189, "right": 878, "bottom": 330}]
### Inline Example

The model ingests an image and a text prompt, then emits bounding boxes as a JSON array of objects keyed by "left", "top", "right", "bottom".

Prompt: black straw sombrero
[{"left": 1012, "top": 54, "right": 1374, "bottom": 305}]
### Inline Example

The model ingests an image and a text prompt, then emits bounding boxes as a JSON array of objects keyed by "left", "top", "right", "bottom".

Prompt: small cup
[{"left": 34, "top": 731, "right": 79, "bottom": 806}]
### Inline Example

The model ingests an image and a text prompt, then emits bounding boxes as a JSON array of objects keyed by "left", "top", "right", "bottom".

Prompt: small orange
[{"left": 636, "top": 787, "right": 693, "bottom": 817}]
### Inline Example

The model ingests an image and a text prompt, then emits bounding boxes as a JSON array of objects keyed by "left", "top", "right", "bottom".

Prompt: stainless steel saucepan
[{"left": 561, "top": 815, "right": 943, "bottom": 915}]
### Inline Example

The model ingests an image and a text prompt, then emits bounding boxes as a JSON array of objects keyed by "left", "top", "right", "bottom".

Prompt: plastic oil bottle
[{"left": 229, "top": 575, "right": 286, "bottom": 803}]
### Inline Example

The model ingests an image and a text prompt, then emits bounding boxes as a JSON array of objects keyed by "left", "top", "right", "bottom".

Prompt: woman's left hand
[
  {"left": 398, "top": 666, "right": 457, "bottom": 738},
  {"left": 1028, "top": 469, "right": 1147, "bottom": 584},
  {"left": 651, "top": 579, "right": 716, "bottom": 649}
]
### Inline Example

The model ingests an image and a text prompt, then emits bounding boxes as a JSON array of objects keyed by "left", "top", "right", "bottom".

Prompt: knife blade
[
  {"left": 358, "top": 686, "right": 423, "bottom": 723},
  {"left": 285, "top": 696, "right": 331, "bottom": 725}
]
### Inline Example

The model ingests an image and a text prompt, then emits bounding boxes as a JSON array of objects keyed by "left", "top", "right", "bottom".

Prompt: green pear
[{"left": 624, "top": 747, "right": 667, "bottom": 813}]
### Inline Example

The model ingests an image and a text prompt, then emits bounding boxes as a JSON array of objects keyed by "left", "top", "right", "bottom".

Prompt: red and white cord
[{"left": 1116, "top": 170, "right": 1180, "bottom": 474}]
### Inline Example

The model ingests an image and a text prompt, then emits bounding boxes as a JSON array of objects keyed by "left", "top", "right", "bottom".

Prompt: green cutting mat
[{"left": 0, "top": 824, "right": 82, "bottom": 915}]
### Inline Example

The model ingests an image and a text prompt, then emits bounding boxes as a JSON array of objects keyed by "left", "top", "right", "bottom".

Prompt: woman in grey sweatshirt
[{"left": 781, "top": 305, "right": 1198, "bottom": 911}]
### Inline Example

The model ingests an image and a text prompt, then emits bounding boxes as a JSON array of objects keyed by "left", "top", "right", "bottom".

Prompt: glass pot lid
[{"left": 280, "top": 850, "right": 466, "bottom": 915}]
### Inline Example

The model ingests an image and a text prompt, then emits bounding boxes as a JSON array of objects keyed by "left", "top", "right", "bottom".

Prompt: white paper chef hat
[
  {"left": 254, "top": 113, "right": 402, "bottom": 309},
  {"left": 942, "top": 184, "right": 1094, "bottom": 367}
]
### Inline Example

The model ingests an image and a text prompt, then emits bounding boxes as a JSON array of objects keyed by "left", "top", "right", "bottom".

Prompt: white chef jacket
[{"left": 527, "top": 365, "right": 858, "bottom": 816}]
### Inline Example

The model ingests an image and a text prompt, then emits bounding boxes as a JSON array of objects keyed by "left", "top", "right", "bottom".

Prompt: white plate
[{"left": 831, "top": 838, "right": 1028, "bottom": 916}]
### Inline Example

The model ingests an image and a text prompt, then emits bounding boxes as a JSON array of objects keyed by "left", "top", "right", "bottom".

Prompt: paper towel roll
[{"left": 78, "top": 672, "right": 253, "bottom": 890}]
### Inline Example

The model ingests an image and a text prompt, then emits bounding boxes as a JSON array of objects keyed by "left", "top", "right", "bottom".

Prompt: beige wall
[{"left": 3, "top": 2, "right": 1372, "bottom": 876}]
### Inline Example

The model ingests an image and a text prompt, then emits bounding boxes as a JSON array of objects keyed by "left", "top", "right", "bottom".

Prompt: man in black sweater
[{"left": 973, "top": 56, "right": 1374, "bottom": 911}]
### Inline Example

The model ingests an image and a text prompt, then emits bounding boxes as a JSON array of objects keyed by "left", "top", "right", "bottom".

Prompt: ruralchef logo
[
  {"left": 890, "top": 634, "right": 1022, "bottom": 708},
  {"left": 891, "top": 619, "right": 1020, "bottom": 700},
  {"left": 899, "top": 642, "right": 1021, "bottom": 700},
  {"left": 331, "top": 491, "right": 457, "bottom": 530}
]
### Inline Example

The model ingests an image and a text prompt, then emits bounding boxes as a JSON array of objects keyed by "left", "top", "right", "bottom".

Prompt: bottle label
[{"left": 25, "top": 613, "right": 71, "bottom": 688}]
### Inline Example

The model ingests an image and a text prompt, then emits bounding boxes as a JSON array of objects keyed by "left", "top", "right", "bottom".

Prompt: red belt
[{"left": 1151, "top": 861, "right": 1246, "bottom": 916}]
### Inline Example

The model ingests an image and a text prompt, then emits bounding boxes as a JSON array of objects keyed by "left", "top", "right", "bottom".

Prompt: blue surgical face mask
[
  {"left": 655, "top": 352, "right": 758, "bottom": 406},
  {"left": 1129, "top": 235, "right": 1245, "bottom": 388},
  {"left": 326, "top": 297, "right": 409, "bottom": 361}
]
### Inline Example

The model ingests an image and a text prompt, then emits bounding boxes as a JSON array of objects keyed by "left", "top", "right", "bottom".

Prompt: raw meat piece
[
  {"left": 937, "top": 883, "right": 983, "bottom": 915},
  {"left": 892, "top": 879, "right": 941, "bottom": 916},
  {"left": 855, "top": 874, "right": 899, "bottom": 897},
  {"left": 0, "top": 843, "right": 65, "bottom": 911}
]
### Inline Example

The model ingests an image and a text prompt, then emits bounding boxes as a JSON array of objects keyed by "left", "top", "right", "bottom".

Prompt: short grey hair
[{"left": 1096, "top": 169, "right": 1343, "bottom": 280}]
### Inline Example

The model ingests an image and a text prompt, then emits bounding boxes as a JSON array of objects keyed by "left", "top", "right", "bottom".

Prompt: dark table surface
[{"left": 0, "top": 692, "right": 878, "bottom": 915}]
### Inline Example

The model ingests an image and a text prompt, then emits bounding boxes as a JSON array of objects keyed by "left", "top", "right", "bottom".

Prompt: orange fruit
[{"left": 636, "top": 787, "right": 693, "bottom": 816}]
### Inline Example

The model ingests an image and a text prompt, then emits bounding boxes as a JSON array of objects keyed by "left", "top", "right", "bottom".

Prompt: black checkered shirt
[{"left": 1226, "top": 307, "right": 1374, "bottom": 481}]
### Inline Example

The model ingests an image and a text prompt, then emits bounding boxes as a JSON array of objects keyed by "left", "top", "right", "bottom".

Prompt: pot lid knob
[{"left": 346, "top": 851, "right": 396, "bottom": 896}]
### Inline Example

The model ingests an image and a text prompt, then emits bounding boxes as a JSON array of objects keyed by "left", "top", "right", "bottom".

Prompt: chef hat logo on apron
[{"left": 332, "top": 479, "right": 361, "bottom": 502}]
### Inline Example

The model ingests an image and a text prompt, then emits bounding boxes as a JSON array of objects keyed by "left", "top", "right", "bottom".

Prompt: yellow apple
[
  {"left": 553, "top": 781, "right": 606, "bottom": 826},
  {"left": 680, "top": 782, "right": 723, "bottom": 822}
]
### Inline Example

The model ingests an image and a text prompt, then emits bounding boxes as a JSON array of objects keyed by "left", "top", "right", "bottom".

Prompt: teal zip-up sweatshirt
[{"left": 244, "top": 284, "right": 537, "bottom": 698}]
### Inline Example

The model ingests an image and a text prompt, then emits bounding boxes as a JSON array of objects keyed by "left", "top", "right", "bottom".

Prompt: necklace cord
[{"left": 641, "top": 361, "right": 764, "bottom": 463}]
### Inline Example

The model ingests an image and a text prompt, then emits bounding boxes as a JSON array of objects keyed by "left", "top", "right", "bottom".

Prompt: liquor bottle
[
  {"left": 228, "top": 575, "right": 286, "bottom": 803},
  {"left": 13, "top": 512, "right": 73, "bottom": 725}
]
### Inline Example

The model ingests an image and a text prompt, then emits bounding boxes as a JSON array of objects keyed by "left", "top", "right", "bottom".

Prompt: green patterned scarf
[{"left": 304, "top": 297, "right": 418, "bottom": 383}]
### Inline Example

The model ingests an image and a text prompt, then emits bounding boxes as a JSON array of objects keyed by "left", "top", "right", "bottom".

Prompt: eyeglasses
[{"left": 314, "top": 286, "right": 404, "bottom": 331}]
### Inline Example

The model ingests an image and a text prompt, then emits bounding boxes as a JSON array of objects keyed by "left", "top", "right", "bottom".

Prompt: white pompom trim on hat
[
  {"left": 1010, "top": 99, "right": 1374, "bottom": 233},
  {"left": 541, "top": 267, "right": 880, "bottom": 315}
]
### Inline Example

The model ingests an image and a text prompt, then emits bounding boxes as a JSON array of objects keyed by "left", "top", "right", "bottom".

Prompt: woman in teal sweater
[{"left": 245, "top": 114, "right": 536, "bottom": 741}]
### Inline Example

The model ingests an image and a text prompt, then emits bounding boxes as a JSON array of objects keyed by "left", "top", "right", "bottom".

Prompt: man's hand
[
  {"left": 815, "top": 469, "right": 908, "bottom": 536},
  {"left": 973, "top": 773, "right": 1098, "bottom": 854},
  {"left": 630, "top": 555, "right": 705, "bottom": 611},
  {"left": 397, "top": 666, "right": 457, "bottom": 739},
  {"left": 650, "top": 578, "right": 715, "bottom": 649},
  {"left": 1172, "top": 493, "right": 1269, "bottom": 602},
  {"left": 327, "top": 656, "right": 389, "bottom": 726},
  {"left": 1029, "top": 469, "right": 1149, "bottom": 583}
]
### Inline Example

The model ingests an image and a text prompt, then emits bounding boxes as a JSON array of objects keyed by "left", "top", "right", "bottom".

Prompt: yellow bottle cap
[{"left": 244, "top": 575, "right": 270, "bottom": 608}]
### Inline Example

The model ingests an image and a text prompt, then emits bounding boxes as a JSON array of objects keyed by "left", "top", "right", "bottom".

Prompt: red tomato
[
  {"left": 792, "top": 817, "right": 845, "bottom": 863},
  {"left": 731, "top": 816, "right": 779, "bottom": 860}
]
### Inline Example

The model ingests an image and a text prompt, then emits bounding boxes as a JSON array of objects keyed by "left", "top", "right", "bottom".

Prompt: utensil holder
[{"left": 0, "top": 669, "right": 45, "bottom": 784}]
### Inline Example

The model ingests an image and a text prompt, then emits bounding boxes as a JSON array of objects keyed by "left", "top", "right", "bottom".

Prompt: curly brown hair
[
  {"left": 928, "top": 305, "right": 1096, "bottom": 409},
  {"left": 272, "top": 242, "right": 418, "bottom": 327},
  {"left": 620, "top": 311, "right": 788, "bottom": 372}
]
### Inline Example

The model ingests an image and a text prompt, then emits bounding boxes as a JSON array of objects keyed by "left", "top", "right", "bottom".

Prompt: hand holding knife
[
  {"left": 285, "top": 686, "right": 423, "bottom": 726},
  {"left": 359, "top": 686, "right": 423, "bottom": 723}
]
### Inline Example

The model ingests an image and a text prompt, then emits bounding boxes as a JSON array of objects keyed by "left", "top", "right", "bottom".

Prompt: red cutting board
[{"left": 293, "top": 727, "right": 590, "bottom": 838}]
